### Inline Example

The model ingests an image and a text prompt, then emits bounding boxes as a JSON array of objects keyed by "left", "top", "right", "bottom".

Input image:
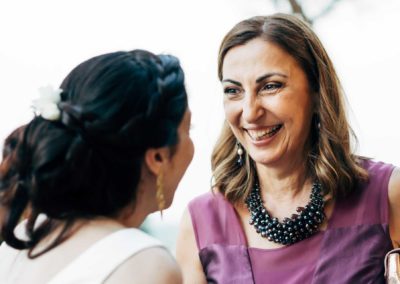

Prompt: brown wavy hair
[{"left": 212, "top": 14, "right": 368, "bottom": 203}]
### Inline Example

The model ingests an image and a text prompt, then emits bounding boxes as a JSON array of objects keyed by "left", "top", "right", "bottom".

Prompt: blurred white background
[{"left": 1, "top": 0, "right": 399, "bottom": 249}]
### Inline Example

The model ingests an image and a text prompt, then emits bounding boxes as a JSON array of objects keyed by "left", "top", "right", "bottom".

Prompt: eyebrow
[
  {"left": 255, "top": 72, "right": 287, "bottom": 83},
  {"left": 221, "top": 79, "right": 242, "bottom": 86},
  {"left": 222, "top": 72, "right": 288, "bottom": 86}
]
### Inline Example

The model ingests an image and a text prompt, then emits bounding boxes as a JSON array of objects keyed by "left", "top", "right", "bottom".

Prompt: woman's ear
[{"left": 144, "top": 147, "right": 170, "bottom": 176}]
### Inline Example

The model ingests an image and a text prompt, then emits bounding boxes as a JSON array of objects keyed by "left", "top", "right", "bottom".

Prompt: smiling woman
[
  {"left": 176, "top": 13, "right": 400, "bottom": 284},
  {"left": 222, "top": 38, "right": 314, "bottom": 168}
]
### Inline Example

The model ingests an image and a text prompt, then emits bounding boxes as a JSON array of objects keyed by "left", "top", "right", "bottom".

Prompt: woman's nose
[{"left": 242, "top": 94, "right": 265, "bottom": 123}]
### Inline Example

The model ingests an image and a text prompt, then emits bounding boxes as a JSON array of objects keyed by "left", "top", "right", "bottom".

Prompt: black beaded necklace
[{"left": 245, "top": 181, "right": 325, "bottom": 245}]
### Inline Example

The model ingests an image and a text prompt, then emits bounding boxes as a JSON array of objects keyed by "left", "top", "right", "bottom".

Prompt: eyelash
[
  {"left": 261, "top": 82, "right": 283, "bottom": 92},
  {"left": 223, "top": 82, "right": 283, "bottom": 96},
  {"left": 223, "top": 87, "right": 240, "bottom": 95}
]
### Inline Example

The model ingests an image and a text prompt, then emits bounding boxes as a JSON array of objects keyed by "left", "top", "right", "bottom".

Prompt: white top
[{"left": 0, "top": 228, "right": 164, "bottom": 284}]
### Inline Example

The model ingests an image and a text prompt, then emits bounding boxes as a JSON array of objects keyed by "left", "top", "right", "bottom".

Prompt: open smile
[{"left": 245, "top": 124, "right": 283, "bottom": 141}]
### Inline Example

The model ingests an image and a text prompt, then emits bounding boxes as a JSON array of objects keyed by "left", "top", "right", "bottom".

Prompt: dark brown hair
[{"left": 0, "top": 50, "right": 187, "bottom": 256}]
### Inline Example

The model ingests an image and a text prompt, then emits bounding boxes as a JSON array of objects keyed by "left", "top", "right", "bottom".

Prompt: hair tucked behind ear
[{"left": 0, "top": 50, "right": 187, "bottom": 256}]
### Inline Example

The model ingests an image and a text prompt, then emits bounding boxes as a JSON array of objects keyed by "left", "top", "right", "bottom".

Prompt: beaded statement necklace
[{"left": 245, "top": 181, "right": 325, "bottom": 245}]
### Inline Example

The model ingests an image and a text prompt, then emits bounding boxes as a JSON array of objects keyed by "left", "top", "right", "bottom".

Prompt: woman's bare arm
[{"left": 176, "top": 208, "right": 207, "bottom": 284}]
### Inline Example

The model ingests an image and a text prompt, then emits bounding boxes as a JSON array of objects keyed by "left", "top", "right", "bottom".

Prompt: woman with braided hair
[{"left": 0, "top": 49, "right": 194, "bottom": 283}]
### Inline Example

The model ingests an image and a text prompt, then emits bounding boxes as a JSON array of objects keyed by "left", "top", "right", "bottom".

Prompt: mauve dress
[{"left": 188, "top": 160, "right": 395, "bottom": 283}]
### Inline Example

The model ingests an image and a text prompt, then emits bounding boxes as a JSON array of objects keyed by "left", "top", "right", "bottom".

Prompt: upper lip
[
  {"left": 243, "top": 124, "right": 283, "bottom": 140},
  {"left": 242, "top": 124, "right": 282, "bottom": 131}
]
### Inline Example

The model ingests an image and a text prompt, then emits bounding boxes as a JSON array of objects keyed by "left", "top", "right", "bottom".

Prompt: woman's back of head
[{"left": 0, "top": 49, "right": 188, "bottom": 255}]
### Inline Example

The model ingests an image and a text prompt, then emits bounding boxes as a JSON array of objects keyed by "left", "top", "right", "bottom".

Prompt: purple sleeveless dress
[{"left": 188, "top": 160, "right": 395, "bottom": 283}]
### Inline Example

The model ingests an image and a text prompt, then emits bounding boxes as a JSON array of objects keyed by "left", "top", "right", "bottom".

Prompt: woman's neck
[{"left": 255, "top": 158, "right": 311, "bottom": 201}]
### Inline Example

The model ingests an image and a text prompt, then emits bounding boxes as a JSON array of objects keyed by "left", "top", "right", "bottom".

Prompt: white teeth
[{"left": 246, "top": 125, "right": 281, "bottom": 140}]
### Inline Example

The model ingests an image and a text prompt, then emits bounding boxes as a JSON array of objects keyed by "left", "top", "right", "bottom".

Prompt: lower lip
[{"left": 247, "top": 127, "right": 282, "bottom": 147}]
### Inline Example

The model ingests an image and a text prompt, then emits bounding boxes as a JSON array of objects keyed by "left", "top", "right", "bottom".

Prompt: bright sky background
[{"left": 1, "top": 0, "right": 399, "bottom": 244}]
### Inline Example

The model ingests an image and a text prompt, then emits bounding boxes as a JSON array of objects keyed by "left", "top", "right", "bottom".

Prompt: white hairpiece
[{"left": 32, "top": 85, "right": 63, "bottom": 121}]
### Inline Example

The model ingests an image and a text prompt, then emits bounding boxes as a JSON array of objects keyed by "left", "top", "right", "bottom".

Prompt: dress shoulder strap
[
  {"left": 329, "top": 159, "right": 395, "bottom": 229},
  {"left": 188, "top": 192, "right": 246, "bottom": 250},
  {"left": 363, "top": 159, "right": 396, "bottom": 224},
  {"left": 48, "top": 228, "right": 163, "bottom": 284}
]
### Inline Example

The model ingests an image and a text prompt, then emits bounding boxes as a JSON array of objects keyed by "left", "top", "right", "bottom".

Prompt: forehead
[{"left": 222, "top": 38, "right": 300, "bottom": 80}]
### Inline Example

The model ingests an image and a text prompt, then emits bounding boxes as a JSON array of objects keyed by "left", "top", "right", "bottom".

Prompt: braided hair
[{"left": 0, "top": 50, "right": 187, "bottom": 257}]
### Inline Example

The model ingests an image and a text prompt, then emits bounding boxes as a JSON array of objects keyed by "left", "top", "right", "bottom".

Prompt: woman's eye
[
  {"left": 223, "top": 87, "right": 239, "bottom": 95},
  {"left": 261, "top": 82, "right": 283, "bottom": 92}
]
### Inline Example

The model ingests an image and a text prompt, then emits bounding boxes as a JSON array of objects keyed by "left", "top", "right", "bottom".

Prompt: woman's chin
[{"left": 248, "top": 148, "right": 284, "bottom": 166}]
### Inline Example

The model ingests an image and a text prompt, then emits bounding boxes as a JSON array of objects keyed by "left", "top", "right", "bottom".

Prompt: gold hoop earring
[{"left": 156, "top": 171, "right": 166, "bottom": 217}]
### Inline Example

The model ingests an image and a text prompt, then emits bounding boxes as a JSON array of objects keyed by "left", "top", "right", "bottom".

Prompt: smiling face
[{"left": 221, "top": 38, "right": 314, "bottom": 168}]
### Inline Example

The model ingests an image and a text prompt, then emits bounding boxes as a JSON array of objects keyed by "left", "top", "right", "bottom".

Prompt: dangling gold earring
[{"left": 156, "top": 171, "right": 166, "bottom": 217}]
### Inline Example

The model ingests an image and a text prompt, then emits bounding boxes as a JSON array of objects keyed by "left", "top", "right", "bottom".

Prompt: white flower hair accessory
[{"left": 32, "top": 85, "right": 63, "bottom": 121}]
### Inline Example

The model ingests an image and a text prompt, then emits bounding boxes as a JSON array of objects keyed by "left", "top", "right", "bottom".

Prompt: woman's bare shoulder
[
  {"left": 389, "top": 166, "right": 400, "bottom": 247},
  {"left": 389, "top": 166, "right": 400, "bottom": 201},
  {"left": 105, "top": 246, "right": 181, "bottom": 284}
]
